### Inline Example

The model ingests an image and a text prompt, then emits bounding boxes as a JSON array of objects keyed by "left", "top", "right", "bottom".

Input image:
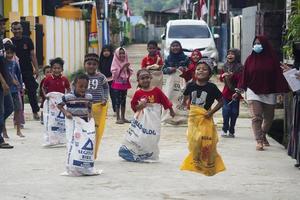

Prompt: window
[{"left": 168, "top": 25, "right": 210, "bottom": 39}]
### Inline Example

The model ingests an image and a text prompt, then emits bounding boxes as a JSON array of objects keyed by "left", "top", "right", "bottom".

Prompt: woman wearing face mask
[{"left": 233, "top": 36, "right": 289, "bottom": 151}]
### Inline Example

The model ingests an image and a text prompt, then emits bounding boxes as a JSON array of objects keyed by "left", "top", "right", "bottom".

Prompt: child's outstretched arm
[
  {"left": 169, "top": 107, "right": 175, "bottom": 118},
  {"left": 205, "top": 97, "right": 223, "bottom": 118},
  {"left": 102, "top": 80, "right": 109, "bottom": 105}
]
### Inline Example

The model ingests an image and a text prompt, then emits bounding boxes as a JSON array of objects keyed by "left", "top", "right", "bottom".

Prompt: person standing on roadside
[
  {"left": 11, "top": 21, "right": 40, "bottom": 120},
  {"left": 233, "top": 36, "right": 289, "bottom": 151},
  {"left": 0, "top": 15, "right": 13, "bottom": 148}
]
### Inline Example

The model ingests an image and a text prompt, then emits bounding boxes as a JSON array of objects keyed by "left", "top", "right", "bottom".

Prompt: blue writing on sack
[
  {"left": 73, "top": 160, "right": 94, "bottom": 167},
  {"left": 130, "top": 119, "right": 156, "bottom": 135}
]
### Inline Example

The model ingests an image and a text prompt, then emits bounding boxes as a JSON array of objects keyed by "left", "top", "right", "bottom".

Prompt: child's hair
[
  {"left": 227, "top": 48, "right": 241, "bottom": 63},
  {"left": 136, "top": 69, "right": 151, "bottom": 88},
  {"left": 84, "top": 53, "right": 99, "bottom": 63},
  {"left": 147, "top": 40, "right": 158, "bottom": 47},
  {"left": 50, "top": 57, "right": 64, "bottom": 68},
  {"left": 73, "top": 73, "right": 89, "bottom": 85},
  {"left": 4, "top": 42, "right": 15, "bottom": 52},
  {"left": 43, "top": 65, "right": 51, "bottom": 74},
  {"left": 197, "top": 58, "right": 214, "bottom": 75},
  {"left": 137, "top": 69, "right": 151, "bottom": 80}
]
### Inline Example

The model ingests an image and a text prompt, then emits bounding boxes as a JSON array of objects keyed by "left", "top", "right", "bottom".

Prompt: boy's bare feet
[{"left": 17, "top": 132, "right": 25, "bottom": 137}]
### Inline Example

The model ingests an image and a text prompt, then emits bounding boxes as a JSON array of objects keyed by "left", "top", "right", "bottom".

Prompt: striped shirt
[
  {"left": 87, "top": 72, "right": 109, "bottom": 103},
  {"left": 58, "top": 91, "right": 92, "bottom": 120}
]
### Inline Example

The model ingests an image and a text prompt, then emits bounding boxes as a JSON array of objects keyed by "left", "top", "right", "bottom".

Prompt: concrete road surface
[{"left": 0, "top": 44, "right": 299, "bottom": 200}]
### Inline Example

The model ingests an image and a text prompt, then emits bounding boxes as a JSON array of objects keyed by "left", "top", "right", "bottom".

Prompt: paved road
[{"left": 0, "top": 44, "right": 299, "bottom": 200}]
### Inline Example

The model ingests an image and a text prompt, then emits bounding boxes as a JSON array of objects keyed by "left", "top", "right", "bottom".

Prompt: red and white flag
[{"left": 197, "top": 0, "right": 208, "bottom": 20}]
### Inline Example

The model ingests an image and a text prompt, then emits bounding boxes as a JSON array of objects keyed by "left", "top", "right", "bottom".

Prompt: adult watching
[{"left": 11, "top": 21, "right": 40, "bottom": 120}]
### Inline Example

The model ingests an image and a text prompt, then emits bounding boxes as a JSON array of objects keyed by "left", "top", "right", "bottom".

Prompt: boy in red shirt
[
  {"left": 141, "top": 40, "right": 164, "bottom": 88},
  {"left": 42, "top": 57, "right": 70, "bottom": 96}
]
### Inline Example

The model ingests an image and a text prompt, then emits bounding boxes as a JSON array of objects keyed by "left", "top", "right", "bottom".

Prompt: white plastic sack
[
  {"left": 119, "top": 104, "right": 162, "bottom": 162},
  {"left": 161, "top": 70, "right": 188, "bottom": 125},
  {"left": 65, "top": 117, "right": 100, "bottom": 176},
  {"left": 43, "top": 92, "right": 66, "bottom": 146}
]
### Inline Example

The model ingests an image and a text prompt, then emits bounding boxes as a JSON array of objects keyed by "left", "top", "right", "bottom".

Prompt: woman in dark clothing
[
  {"left": 99, "top": 45, "right": 115, "bottom": 112},
  {"left": 234, "top": 36, "right": 289, "bottom": 151}
]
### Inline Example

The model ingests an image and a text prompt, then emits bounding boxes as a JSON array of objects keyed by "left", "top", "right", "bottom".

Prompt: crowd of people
[{"left": 1, "top": 15, "right": 300, "bottom": 172}]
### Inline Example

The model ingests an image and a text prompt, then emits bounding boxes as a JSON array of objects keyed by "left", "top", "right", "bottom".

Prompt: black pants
[
  {"left": 108, "top": 81, "right": 116, "bottom": 112},
  {"left": 113, "top": 89, "right": 127, "bottom": 111},
  {"left": 22, "top": 72, "right": 40, "bottom": 113}
]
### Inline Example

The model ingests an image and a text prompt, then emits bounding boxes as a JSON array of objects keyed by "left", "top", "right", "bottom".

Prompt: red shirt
[
  {"left": 141, "top": 55, "right": 164, "bottom": 68},
  {"left": 43, "top": 75, "right": 70, "bottom": 94},
  {"left": 131, "top": 87, "right": 172, "bottom": 112},
  {"left": 219, "top": 69, "right": 243, "bottom": 100}
]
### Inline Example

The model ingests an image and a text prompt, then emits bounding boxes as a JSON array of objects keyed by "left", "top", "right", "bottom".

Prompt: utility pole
[
  {"left": 207, "top": 0, "right": 211, "bottom": 26},
  {"left": 179, "top": 0, "right": 183, "bottom": 19}
]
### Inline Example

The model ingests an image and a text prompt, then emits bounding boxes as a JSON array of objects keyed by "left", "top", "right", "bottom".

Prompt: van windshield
[{"left": 168, "top": 25, "right": 210, "bottom": 38}]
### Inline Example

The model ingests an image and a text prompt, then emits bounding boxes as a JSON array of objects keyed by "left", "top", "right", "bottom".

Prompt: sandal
[
  {"left": 17, "top": 133, "right": 25, "bottom": 138},
  {"left": 0, "top": 143, "right": 14, "bottom": 149},
  {"left": 116, "top": 119, "right": 124, "bottom": 124},
  {"left": 263, "top": 137, "right": 270, "bottom": 147},
  {"left": 123, "top": 119, "right": 131, "bottom": 123},
  {"left": 256, "top": 142, "right": 264, "bottom": 151}
]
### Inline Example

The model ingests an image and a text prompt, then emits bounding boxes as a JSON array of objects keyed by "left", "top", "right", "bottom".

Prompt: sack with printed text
[
  {"left": 162, "top": 70, "right": 187, "bottom": 125},
  {"left": 65, "top": 117, "right": 101, "bottom": 176},
  {"left": 119, "top": 104, "right": 162, "bottom": 162},
  {"left": 43, "top": 92, "right": 66, "bottom": 146},
  {"left": 180, "top": 105, "right": 226, "bottom": 176}
]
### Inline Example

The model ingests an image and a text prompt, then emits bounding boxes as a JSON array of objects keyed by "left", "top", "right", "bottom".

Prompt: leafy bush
[{"left": 283, "top": 0, "right": 300, "bottom": 58}]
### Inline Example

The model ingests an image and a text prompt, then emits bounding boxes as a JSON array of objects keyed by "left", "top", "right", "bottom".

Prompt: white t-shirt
[{"left": 246, "top": 88, "right": 276, "bottom": 105}]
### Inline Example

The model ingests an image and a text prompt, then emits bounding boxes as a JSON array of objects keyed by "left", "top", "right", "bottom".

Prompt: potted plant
[{"left": 283, "top": 0, "right": 300, "bottom": 62}]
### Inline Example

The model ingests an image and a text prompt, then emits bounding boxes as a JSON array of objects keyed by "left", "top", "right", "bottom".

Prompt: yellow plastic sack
[
  {"left": 180, "top": 105, "right": 225, "bottom": 176},
  {"left": 92, "top": 103, "right": 108, "bottom": 159}
]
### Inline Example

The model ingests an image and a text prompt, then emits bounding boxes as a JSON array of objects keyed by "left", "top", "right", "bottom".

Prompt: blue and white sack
[
  {"left": 43, "top": 92, "right": 66, "bottom": 146},
  {"left": 119, "top": 104, "right": 162, "bottom": 162},
  {"left": 65, "top": 117, "right": 100, "bottom": 176}
]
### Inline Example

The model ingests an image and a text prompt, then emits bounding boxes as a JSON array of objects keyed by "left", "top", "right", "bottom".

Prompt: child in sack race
[
  {"left": 180, "top": 59, "right": 226, "bottom": 176},
  {"left": 119, "top": 69, "right": 175, "bottom": 162},
  {"left": 84, "top": 53, "right": 109, "bottom": 159},
  {"left": 57, "top": 73, "right": 100, "bottom": 176}
]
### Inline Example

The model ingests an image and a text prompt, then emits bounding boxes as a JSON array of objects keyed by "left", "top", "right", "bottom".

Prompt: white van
[{"left": 161, "top": 19, "right": 219, "bottom": 62}]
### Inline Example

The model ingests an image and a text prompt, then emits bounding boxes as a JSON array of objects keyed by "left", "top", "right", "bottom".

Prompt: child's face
[
  {"left": 119, "top": 49, "right": 126, "bottom": 62},
  {"left": 227, "top": 51, "right": 236, "bottom": 63},
  {"left": 138, "top": 74, "right": 151, "bottom": 89},
  {"left": 44, "top": 68, "right": 52, "bottom": 76},
  {"left": 74, "top": 79, "right": 88, "bottom": 97},
  {"left": 147, "top": 44, "right": 157, "bottom": 56},
  {"left": 195, "top": 63, "right": 211, "bottom": 81},
  {"left": 102, "top": 49, "right": 111, "bottom": 57},
  {"left": 170, "top": 43, "right": 181, "bottom": 54},
  {"left": 51, "top": 64, "right": 63, "bottom": 77},
  {"left": 5, "top": 49, "right": 14, "bottom": 60},
  {"left": 191, "top": 52, "right": 200, "bottom": 63},
  {"left": 85, "top": 60, "right": 98, "bottom": 75}
]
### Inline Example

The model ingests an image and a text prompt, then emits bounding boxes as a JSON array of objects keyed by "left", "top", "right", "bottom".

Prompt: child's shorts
[{"left": 11, "top": 92, "right": 21, "bottom": 112}]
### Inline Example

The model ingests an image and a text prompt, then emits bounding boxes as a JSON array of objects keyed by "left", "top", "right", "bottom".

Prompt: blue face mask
[{"left": 253, "top": 44, "right": 263, "bottom": 53}]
